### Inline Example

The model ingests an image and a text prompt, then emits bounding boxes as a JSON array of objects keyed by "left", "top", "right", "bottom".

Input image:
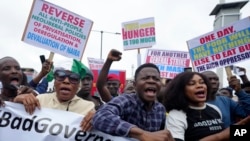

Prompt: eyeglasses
[{"left": 54, "top": 70, "right": 80, "bottom": 84}]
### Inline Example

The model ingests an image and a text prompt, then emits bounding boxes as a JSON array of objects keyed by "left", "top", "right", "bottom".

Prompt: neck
[
  {"left": 207, "top": 91, "right": 217, "bottom": 101},
  {"left": 2, "top": 88, "right": 17, "bottom": 97},
  {"left": 143, "top": 101, "right": 154, "bottom": 111},
  {"left": 189, "top": 102, "right": 205, "bottom": 107},
  {"left": 0, "top": 91, "right": 16, "bottom": 102}
]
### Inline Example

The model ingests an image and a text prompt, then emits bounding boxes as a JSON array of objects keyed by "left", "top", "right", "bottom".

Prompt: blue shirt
[
  {"left": 92, "top": 93, "right": 166, "bottom": 136},
  {"left": 208, "top": 90, "right": 250, "bottom": 127},
  {"left": 29, "top": 77, "right": 48, "bottom": 94}
]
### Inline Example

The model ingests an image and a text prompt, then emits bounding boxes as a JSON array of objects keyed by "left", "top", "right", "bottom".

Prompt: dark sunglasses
[{"left": 54, "top": 70, "right": 80, "bottom": 84}]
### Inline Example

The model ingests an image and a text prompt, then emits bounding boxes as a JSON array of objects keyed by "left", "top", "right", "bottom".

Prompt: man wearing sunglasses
[{"left": 14, "top": 66, "right": 95, "bottom": 131}]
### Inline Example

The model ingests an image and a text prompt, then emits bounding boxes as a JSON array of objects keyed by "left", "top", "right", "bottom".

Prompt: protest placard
[
  {"left": 22, "top": 0, "right": 93, "bottom": 60},
  {"left": 187, "top": 17, "right": 250, "bottom": 72},
  {"left": 122, "top": 17, "right": 156, "bottom": 50},
  {"left": 145, "top": 49, "right": 190, "bottom": 78}
]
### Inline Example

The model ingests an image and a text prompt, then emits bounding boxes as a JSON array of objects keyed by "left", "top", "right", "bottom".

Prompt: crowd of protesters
[{"left": 1, "top": 48, "right": 250, "bottom": 141}]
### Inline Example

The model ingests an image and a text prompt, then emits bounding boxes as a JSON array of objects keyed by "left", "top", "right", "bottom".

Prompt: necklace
[{"left": 198, "top": 110, "right": 202, "bottom": 119}]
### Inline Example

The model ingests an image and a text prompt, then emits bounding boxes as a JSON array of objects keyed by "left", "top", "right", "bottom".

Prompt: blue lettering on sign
[
  {"left": 27, "top": 32, "right": 60, "bottom": 49},
  {"left": 156, "top": 65, "right": 184, "bottom": 73}
]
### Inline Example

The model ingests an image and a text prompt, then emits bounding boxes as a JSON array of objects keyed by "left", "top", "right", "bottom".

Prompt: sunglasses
[{"left": 54, "top": 70, "right": 80, "bottom": 84}]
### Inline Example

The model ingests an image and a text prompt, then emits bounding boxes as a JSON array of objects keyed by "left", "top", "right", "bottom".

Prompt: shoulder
[
  {"left": 36, "top": 92, "right": 54, "bottom": 99},
  {"left": 74, "top": 96, "right": 95, "bottom": 106},
  {"left": 155, "top": 101, "right": 166, "bottom": 110},
  {"left": 206, "top": 103, "right": 222, "bottom": 118},
  {"left": 210, "top": 95, "right": 233, "bottom": 104},
  {"left": 168, "top": 109, "right": 186, "bottom": 119},
  {"left": 112, "top": 93, "right": 136, "bottom": 103},
  {"left": 166, "top": 110, "right": 187, "bottom": 140}
]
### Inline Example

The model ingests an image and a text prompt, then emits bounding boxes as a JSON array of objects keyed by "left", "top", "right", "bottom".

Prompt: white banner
[{"left": 0, "top": 102, "right": 137, "bottom": 141}]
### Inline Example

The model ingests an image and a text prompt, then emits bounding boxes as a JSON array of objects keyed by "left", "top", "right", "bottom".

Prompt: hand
[
  {"left": 80, "top": 110, "right": 95, "bottom": 132},
  {"left": 134, "top": 129, "right": 174, "bottom": 141},
  {"left": 237, "top": 66, "right": 246, "bottom": 75},
  {"left": 41, "top": 60, "right": 53, "bottom": 76},
  {"left": 107, "top": 49, "right": 122, "bottom": 61},
  {"left": 228, "top": 76, "right": 241, "bottom": 92},
  {"left": 13, "top": 93, "right": 40, "bottom": 115},
  {"left": 235, "top": 115, "right": 250, "bottom": 125},
  {"left": 17, "top": 86, "right": 38, "bottom": 96}
]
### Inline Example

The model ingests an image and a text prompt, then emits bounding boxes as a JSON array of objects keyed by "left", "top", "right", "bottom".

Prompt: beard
[{"left": 3, "top": 83, "right": 18, "bottom": 97}]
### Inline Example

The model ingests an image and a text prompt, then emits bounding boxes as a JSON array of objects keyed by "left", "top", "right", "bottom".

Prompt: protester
[
  {"left": 21, "top": 71, "right": 29, "bottom": 86},
  {"left": 93, "top": 63, "right": 174, "bottom": 141},
  {"left": 242, "top": 81, "right": 250, "bottom": 94},
  {"left": 202, "top": 71, "right": 250, "bottom": 127},
  {"left": 77, "top": 67, "right": 104, "bottom": 110},
  {"left": 14, "top": 59, "right": 95, "bottom": 131},
  {"left": 233, "top": 66, "right": 250, "bottom": 94},
  {"left": 163, "top": 71, "right": 226, "bottom": 140},
  {"left": 236, "top": 66, "right": 249, "bottom": 84},
  {"left": 96, "top": 49, "right": 122, "bottom": 102},
  {"left": 123, "top": 81, "right": 135, "bottom": 94},
  {"left": 0, "top": 56, "right": 38, "bottom": 107},
  {"left": 218, "top": 87, "right": 233, "bottom": 98},
  {"left": 29, "top": 59, "right": 52, "bottom": 94},
  {"left": 107, "top": 73, "right": 121, "bottom": 95}
]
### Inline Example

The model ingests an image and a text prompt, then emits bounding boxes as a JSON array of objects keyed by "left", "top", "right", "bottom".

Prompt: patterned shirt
[{"left": 92, "top": 93, "right": 166, "bottom": 136}]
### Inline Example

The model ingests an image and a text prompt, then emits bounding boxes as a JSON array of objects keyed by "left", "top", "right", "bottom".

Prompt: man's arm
[
  {"left": 200, "top": 116, "right": 250, "bottom": 141},
  {"left": 29, "top": 59, "right": 52, "bottom": 91},
  {"left": 229, "top": 76, "right": 250, "bottom": 115},
  {"left": 129, "top": 127, "right": 174, "bottom": 141},
  {"left": 96, "top": 49, "right": 122, "bottom": 102}
]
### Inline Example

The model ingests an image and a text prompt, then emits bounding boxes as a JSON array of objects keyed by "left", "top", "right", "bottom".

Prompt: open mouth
[
  {"left": 145, "top": 87, "right": 157, "bottom": 96},
  {"left": 59, "top": 87, "right": 71, "bottom": 94},
  {"left": 9, "top": 77, "right": 20, "bottom": 86},
  {"left": 195, "top": 90, "right": 206, "bottom": 98}
]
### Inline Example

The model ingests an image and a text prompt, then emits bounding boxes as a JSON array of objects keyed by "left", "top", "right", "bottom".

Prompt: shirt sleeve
[
  {"left": 235, "top": 89, "right": 250, "bottom": 115},
  {"left": 92, "top": 96, "right": 135, "bottom": 136},
  {"left": 35, "top": 78, "right": 48, "bottom": 94},
  {"left": 166, "top": 110, "right": 187, "bottom": 141}
]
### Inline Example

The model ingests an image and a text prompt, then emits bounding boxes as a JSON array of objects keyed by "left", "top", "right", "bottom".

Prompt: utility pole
[
  {"left": 131, "top": 64, "right": 134, "bottom": 78},
  {"left": 92, "top": 30, "right": 121, "bottom": 59}
]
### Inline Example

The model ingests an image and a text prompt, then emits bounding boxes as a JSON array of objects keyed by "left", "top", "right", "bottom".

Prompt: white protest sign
[
  {"left": 187, "top": 17, "right": 250, "bottom": 72},
  {"left": 0, "top": 102, "right": 137, "bottom": 141},
  {"left": 87, "top": 57, "right": 104, "bottom": 70},
  {"left": 122, "top": 17, "right": 156, "bottom": 50},
  {"left": 146, "top": 49, "right": 190, "bottom": 78},
  {"left": 22, "top": 0, "right": 93, "bottom": 60}
]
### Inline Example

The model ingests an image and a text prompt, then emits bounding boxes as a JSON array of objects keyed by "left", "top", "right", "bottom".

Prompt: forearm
[
  {"left": 199, "top": 128, "right": 229, "bottom": 141},
  {"left": 93, "top": 113, "right": 133, "bottom": 136},
  {"left": 235, "top": 90, "right": 250, "bottom": 114},
  {"left": 31, "top": 73, "right": 45, "bottom": 84},
  {"left": 96, "top": 59, "right": 113, "bottom": 102},
  {"left": 240, "top": 75, "right": 249, "bottom": 84},
  {"left": 128, "top": 127, "right": 145, "bottom": 140},
  {"left": 97, "top": 59, "right": 113, "bottom": 85}
]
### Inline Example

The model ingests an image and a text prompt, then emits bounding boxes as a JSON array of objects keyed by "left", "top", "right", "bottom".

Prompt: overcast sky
[{"left": 1, "top": 0, "right": 250, "bottom": 84}]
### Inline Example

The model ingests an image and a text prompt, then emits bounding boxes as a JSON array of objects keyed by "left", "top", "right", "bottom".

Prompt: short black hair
[
  {"left": 219, "top": 87, "right": 233, "bottom": 97},
  {"left": 134, "top": 63, "right": 160, "bottom": 80}
]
